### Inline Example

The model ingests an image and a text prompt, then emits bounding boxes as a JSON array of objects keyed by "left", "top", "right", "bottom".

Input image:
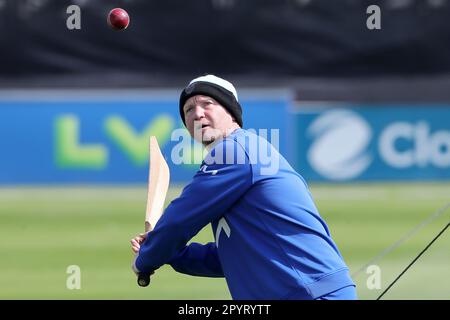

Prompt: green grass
[{"left": 0, "top": 183, "right": 448, "bottom": 300}]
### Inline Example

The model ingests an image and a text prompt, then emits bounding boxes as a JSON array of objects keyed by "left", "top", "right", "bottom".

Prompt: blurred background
[{"left": 0, "top": 0, "right": 449, "bottom": 299}]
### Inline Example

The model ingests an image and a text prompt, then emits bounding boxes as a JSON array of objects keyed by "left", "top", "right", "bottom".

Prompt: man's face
[{"left": 183, "top": 95, "right": 237, "bottom": 146}]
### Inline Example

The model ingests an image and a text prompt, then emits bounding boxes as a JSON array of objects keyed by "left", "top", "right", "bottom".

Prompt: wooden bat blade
[{"left": 145, "top": 136, "right": 170, "bottom": 232}]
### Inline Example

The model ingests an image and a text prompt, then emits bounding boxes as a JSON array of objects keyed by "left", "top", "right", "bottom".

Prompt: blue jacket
[{"left": 135, "top": 128, "right": 355, "bottom": 299}]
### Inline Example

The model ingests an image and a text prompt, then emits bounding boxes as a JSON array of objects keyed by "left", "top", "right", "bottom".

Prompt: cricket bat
[{"left": 137, "top": 136, "right": 170, "bottom": 287}]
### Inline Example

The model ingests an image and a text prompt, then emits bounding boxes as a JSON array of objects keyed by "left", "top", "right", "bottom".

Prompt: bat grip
[{"left": 137, "top": 272, "right": 151, "bottom": 287}]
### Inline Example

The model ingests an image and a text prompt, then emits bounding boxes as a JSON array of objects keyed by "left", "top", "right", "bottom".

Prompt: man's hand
[
  {"left": 130, "top": 233, "right": 147, "bottom": 254},
  {"left": 130, "top": 232, "right": 154, "bottom": 286},
  {"left": 130, "top": 233, "right": 147, "bottom": 276}
]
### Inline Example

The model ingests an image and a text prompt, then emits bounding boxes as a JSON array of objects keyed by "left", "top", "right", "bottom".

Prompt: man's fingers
[
  {"left": 130, "top": 237, "right": 144, "bottom": 245},
  {"left": 130, "top": 233, "right": 147, "bottom": 243},
  {"left": 130, "top": 238, "right": 141, "bottom": 254},
  {"left": 130, "top": 233, "right": 149, "bottom": 254},
  {"left": 138, "top": 233, "right": 147, "bottom": 241}
]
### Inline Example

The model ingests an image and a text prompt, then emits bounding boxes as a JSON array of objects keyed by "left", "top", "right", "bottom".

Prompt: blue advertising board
[
  {"left": 0, "top": 90, "right": 289, "bottom": 184},
  {"left": 293, "top": 104, "right": 450, "bottom": 181}
]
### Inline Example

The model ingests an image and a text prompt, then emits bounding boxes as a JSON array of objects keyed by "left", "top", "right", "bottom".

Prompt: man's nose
[{"left": 193, "top": 106, "right": 205, "bottom": 119}]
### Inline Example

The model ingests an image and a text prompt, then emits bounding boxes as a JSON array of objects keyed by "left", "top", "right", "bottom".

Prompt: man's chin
[
  {"left": 191, "top": 133, "right": 214, "bottom": 146},
  {"left": 201, "top": 128, "right": 217, "bottom": 141},
  {"left": 191, "top": 127, "right": 222, "bottom": 146},
  {"left": 202, "top": 135, "right": 216, "bottom": 146}
]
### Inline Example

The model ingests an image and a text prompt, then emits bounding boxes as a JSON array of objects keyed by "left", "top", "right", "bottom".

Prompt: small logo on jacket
[
  {"left": 200, "top": 165, "right": 218, "bottom": 175},
  {"left": 215, "top": 217, "right": 231, "bottom": 247}
]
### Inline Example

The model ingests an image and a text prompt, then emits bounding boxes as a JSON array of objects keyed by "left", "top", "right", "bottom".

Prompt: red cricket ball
[{"left": 107, "top": 8, "right": 130, "bottom": 31}]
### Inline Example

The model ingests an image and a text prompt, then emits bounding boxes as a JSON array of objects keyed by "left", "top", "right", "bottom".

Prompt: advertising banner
[
  {"left": 293, "top": 104, "right": 450, "bottom": 181},
  {"left": 0, "top": 90, "right": 289, "bottom": 184}
]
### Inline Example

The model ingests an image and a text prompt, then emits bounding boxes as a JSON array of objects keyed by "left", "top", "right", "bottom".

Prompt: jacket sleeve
[
  {"left": 168, "top": 242, "right": 224, "bottom": 277},
  {"left": 135, "top": 138, "right": 252, "bottom": 274}
]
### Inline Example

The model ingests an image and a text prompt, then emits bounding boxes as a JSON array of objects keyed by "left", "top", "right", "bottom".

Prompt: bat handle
[{"left": 137, "top": 272, "right": 151, "bottom": 287}]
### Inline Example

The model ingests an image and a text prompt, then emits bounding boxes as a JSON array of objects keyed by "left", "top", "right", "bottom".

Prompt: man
[{"left": 131, "top": 75, "right": 357, "bottom": 300}]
